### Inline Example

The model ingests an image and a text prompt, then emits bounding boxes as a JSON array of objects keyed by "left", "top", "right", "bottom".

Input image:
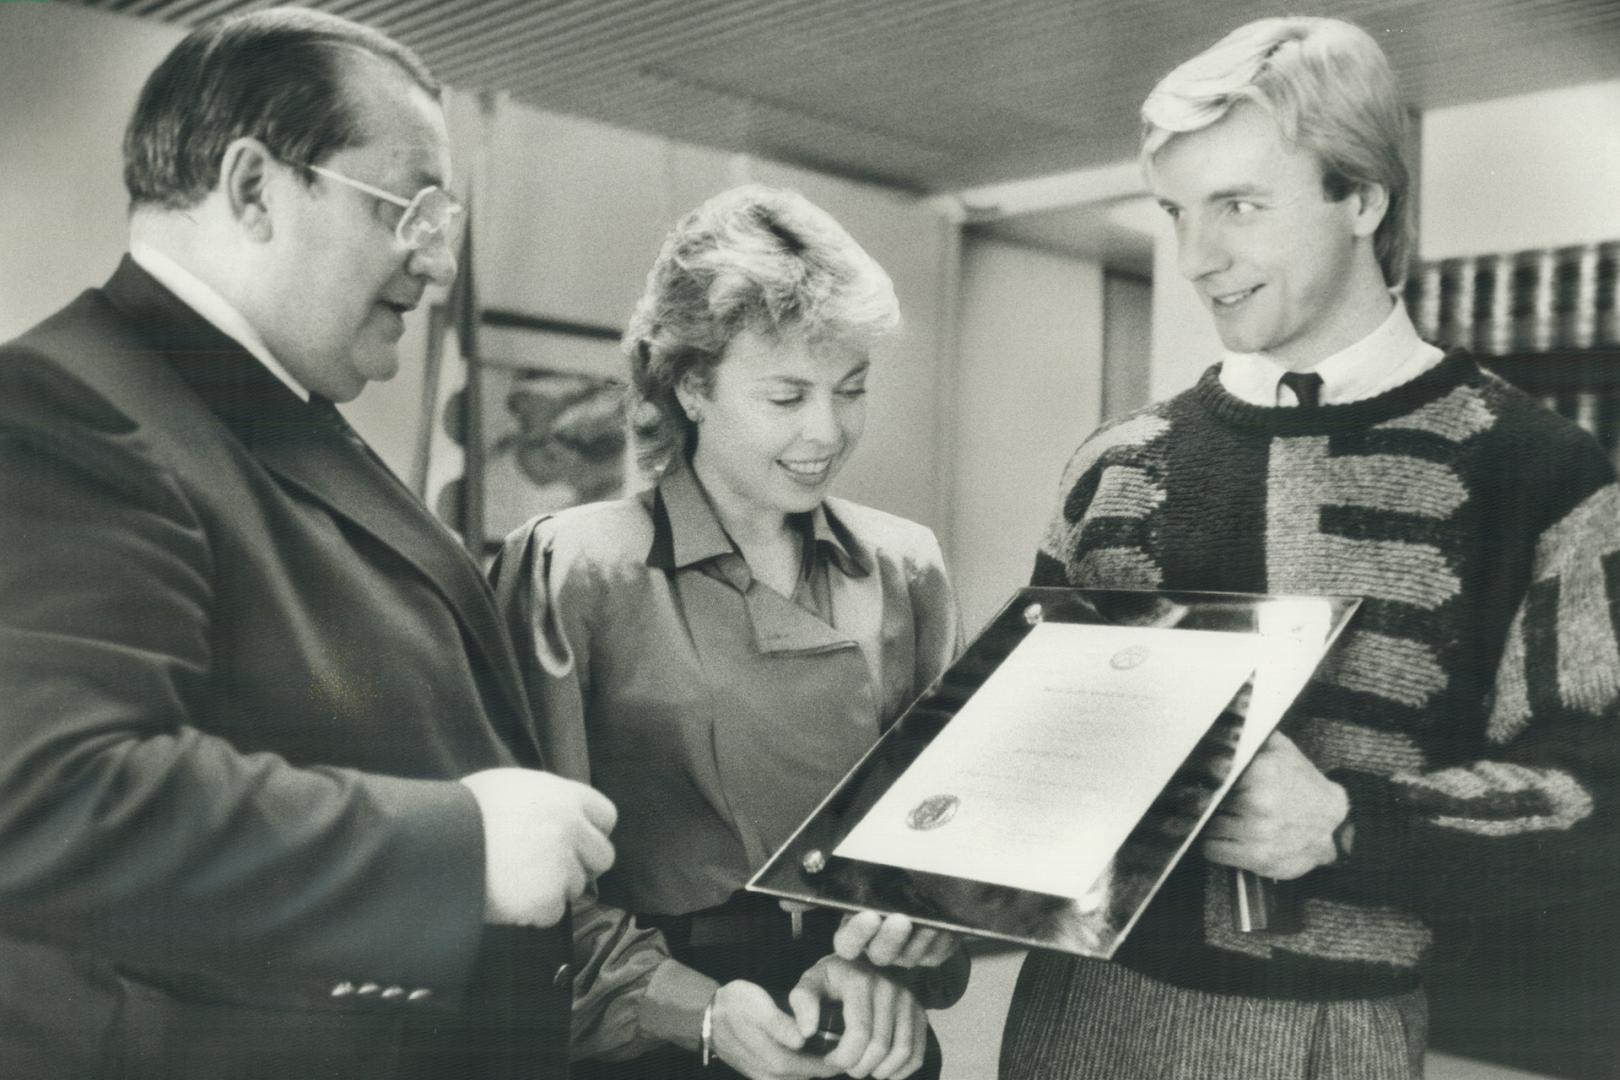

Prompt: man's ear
[
  {"left": 219, "top": 137, "right": 277, "bottom": 242},
  {"left": 1350, "top": 181, "right": 1389, "bottom": 240}
]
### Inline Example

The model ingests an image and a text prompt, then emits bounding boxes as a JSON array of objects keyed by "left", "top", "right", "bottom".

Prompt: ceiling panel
[{"left": 67, "top": 0, "right": 1620, "bottom": 193}]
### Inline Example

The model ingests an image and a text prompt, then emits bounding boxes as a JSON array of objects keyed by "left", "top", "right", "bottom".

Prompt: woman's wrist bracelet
[{"left": 700, "top": 993, "right": 717, "bottom": 1066}]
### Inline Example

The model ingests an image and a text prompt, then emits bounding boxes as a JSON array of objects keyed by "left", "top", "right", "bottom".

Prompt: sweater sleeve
[
  {"left": 1033, "top": 435, "right": 1100, "bottom": 587},
  {"left": 1032, "top": 409, "right": 1174, "bottom": 590},
  {"left": 1327, "top": 478, "right": 1620, "bottom": 918}
]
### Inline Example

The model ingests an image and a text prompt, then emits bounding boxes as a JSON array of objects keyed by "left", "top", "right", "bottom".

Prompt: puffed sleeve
[
  {"left": 489, "top": 515, "right": 594, "bottom": 784},
  {"left": 908, "top": 525, "right": 964, "bottom": 696},
  {"left": 489, "top": 518, "right": 719, "bottom": 1058}
]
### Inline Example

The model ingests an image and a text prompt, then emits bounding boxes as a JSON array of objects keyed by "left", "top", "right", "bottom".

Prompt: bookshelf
[
  {"left": 1405, "top": 242, "right": 1620, "bottom": 1077},
  {"left": 1403, "top": 241, "right": 1620, "bottom": 467}
]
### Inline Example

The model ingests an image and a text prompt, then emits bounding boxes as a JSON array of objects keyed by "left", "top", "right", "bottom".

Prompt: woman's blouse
[{"left": 492, "top": 463, "right": 961, "bottom": 1057}]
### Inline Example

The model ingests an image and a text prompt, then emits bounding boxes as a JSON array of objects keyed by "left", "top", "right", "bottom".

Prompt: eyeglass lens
[{"left": 399, "top": 189, "right": 464, "bottom": 249}]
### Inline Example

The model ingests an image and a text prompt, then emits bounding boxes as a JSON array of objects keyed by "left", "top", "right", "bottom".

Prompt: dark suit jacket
[{"left": 0, "top": 258, "right": 573, "bottom": 1079}]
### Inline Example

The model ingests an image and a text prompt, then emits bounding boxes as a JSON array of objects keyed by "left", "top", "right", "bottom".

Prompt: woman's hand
[
  {"left": 834, "top": 910, "right": 958, "bottom": 968},
  {"left": 709, "top": 979, "right": 841, "bottom": 1080},
  {"left": 789, "top": 955, "right": 928, "bottom": 1079}
]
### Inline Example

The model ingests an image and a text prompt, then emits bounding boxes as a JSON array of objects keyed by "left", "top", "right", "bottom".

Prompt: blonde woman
[{"left": 495, "top": 185, "right": 965, "bottom": 1080}]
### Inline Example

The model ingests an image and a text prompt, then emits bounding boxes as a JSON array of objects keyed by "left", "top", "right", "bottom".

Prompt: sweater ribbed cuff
[
  {"left": 1318, "top": 769, "right": 1419, "bottom": 907},
  {"left": 898, "top": 947, "right": 971, "bottom": 1010}
]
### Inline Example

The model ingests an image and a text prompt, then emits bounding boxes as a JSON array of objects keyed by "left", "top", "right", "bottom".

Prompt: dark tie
[
  {"left": 1278, "top": 370, "right": 1324, "bottom": 408},
  {"left": 307, "top": 394, "right": 450, "bottom": 524},
  {"left": 307, "top": 394, "right": 368, "bottom": 448}
]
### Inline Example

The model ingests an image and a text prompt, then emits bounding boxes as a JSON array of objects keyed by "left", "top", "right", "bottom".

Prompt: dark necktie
[
  {"left": 1278, "top": 370, "right": 1324, "bottom": 408},
  {"left": 307, "top": 394, "right": 458, "bottom": 533},
  {"left": 307, "top": 395, "right": 368, "bottom": 449},
  {"left": 307, "top": 395, "right": 405, "bottom": 484}
]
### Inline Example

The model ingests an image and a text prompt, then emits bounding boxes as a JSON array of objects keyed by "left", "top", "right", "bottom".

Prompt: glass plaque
[{"left": 747, "top": 587, "right": 1360, "bottom": 957}]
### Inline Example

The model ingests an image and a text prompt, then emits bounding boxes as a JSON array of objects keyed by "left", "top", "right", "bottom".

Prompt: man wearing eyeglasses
[{"left": 0, "top": 9, "right": 617, "bottom": 1079}]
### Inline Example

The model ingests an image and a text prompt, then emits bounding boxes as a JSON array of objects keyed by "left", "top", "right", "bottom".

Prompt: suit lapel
[
  {"left": 251, "top": 423, "right": 537, "bottom": 748},
  {"left": 100, "top": 259, "right": 539, "bottom": 759}
]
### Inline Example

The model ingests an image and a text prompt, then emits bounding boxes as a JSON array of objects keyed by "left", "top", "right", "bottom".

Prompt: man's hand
[
  {"left": 458, "top": 768, "right": 616, "bottom": 927},
  {"left": 833, "top": 911, "right": 957, "bottom": 969},
  {"left": 709, "top": 979, "right": 840, "bottom": 1080},
  {"left": 1201, "top": 731, "right": 1348, "bottom": 880},
  {"left": 789, "top": 956, "right": 927, "bottom": 1080}
]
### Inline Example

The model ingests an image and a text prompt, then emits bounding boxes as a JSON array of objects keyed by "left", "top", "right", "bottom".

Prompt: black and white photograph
[{"left": 2, "top": 2, "right": 1618, "bottom": 1078}]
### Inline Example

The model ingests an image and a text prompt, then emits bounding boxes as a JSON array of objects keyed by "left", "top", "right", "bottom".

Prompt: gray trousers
[{"left": 1000, "top": 952, "right": 1427, "bottom": 1080}]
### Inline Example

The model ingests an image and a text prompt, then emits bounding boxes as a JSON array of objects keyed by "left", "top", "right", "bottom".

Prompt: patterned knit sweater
[{"left": 1034, "top": 349, "right": 1620, "bottom": 1000}]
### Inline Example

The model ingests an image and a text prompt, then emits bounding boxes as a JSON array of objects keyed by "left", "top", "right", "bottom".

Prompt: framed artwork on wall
[
  {"left": 415, "top": 301, "right": 632, "bottom": 558},
  {"left": 477, "top": 318, "right": 630, "bottom": 545},
  {"left": 411, "top": 205, "right": 636, "bottom": 559}
]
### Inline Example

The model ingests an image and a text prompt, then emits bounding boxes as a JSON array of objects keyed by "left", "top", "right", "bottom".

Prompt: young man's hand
[
  {"left": 1201, "top": 731, "right": 1349, "bottom": 880},
  {"left": 833, "top": 911, "right": 958, "bottom": 968}
]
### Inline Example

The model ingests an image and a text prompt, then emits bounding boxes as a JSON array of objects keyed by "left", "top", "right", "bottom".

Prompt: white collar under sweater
[{"left": 1219, "top": 299, "right": 1444, "bottom": 407}]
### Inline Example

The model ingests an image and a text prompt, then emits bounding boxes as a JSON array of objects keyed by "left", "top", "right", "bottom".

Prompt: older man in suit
[{"left": 0, "top": 9, "right": 616, "bottom": 1078}]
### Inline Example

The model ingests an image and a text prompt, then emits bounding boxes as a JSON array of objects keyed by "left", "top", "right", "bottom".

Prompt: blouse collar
[{"left": 646, "top": 461, "right": 869, "bottom": 580}]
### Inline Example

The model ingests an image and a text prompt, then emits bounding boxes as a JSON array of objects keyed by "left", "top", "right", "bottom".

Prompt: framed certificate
[{"left": 746, "top": 587, "right": 1360, "bottom": 957}]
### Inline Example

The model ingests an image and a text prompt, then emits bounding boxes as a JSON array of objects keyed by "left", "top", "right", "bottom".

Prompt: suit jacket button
[
  {"left": 408, "top": 988, "right": 433, "bottom": 1002},
  {"left": 330, "top": 981, "right": 356, "bottom": 998},
  {"left": 381, "top": 986, "right": 405, "bottom": 1000},
  {"left": 357, "top": 982, "right": 380, "bottom": 996},
  {"left": 552, "top": 963, "right": 573, "bottom": 989}
]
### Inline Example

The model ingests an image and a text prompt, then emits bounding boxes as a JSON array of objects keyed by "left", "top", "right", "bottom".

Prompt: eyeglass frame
[{"left": 305, "top": 162, "right": 464, "bottom": 251}]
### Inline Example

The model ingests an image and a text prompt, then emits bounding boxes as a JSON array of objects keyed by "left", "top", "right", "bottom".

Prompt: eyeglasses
[{"left": 306, "top": 163, "right": 464, "bottom": 251}]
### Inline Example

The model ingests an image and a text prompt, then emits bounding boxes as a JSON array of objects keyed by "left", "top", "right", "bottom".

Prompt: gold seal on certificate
[
  {"left": 1110, "top": 644, "right": 1150, "bottom": 670},
  {"left": 907, "top": 794, "right": 959, "bottom": 831},
  {"left": 747, "top": 587, "right": 1361, "bottom": 959}
]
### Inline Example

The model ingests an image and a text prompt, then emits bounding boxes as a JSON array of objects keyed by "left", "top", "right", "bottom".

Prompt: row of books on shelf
[{"left": 1401, "top": 240, "right": 1620, "bottom": 355}]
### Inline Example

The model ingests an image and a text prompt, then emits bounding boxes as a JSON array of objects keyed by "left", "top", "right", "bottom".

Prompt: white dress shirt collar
[
  {"left": 130, "top": 242, "right": 310, "bottom": 402},
  {"left": 1219, "top": 299, "right": 1444, "bottom": 407}
]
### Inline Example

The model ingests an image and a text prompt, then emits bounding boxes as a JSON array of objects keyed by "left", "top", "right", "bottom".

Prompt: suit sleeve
[{"left": 0, "top": 355, "right": 486, "bottom": 1005}]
